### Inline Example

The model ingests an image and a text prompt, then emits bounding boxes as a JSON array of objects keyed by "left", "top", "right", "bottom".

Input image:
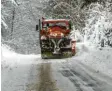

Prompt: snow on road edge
[{"left": 74, "top": 42, "right": 112, "bottom": 78}]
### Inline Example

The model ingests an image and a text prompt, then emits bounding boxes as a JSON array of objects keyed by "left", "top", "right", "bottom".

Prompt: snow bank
[
  {"left": 2, "top": 44, "right": 18, "bottom": 58},
  {"left": 74, "top": 43, "right": 112, "bottom": 77},
  {"left": 1, "top": 45, "right": 40, "bottom": 91},
  {"left": 1, "top": 44, "right": 40, "bottom": 69}
]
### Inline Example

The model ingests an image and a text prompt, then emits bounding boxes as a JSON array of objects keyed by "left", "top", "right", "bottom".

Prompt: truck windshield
[
  {"left": 49, "top": 22, "right": 66, "bottom": 27},
  {"left": 43, "top": 22, "right": 67, "bottom": 29}
]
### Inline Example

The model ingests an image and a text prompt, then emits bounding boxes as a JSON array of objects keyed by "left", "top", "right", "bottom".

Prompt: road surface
[{"left": 2, "top": 55, "right": 112, "bottom": 91}]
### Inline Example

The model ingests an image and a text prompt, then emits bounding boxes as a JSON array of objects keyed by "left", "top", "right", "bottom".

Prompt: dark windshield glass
[
  {"left": 43, "top": 22, "right": 67, "bottom": 29},
  {"left": 49, "top": 22, "right": 66, "bottom": 27}
]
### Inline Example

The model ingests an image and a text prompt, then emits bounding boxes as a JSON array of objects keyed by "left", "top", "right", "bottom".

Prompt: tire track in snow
[
  {"left": 60, "top": 62, "right": 111, "bottom": 91},
  {"left": 69, "top": 69, "right": 102, "bottom": 91},
  {"left": 38, "top": 63, "right": 59, "bottom": 91},
  {"left": 60, "top": 69, "right": 84, "bottom": 91},
  {"left": 76, "top": 60, "right": 112, "bottom": 85},
  {"left": 26, "top": 58, "right": 59, "bottom": 91}
]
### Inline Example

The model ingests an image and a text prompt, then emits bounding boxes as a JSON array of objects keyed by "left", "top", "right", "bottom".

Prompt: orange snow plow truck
[{"left": 36, "top": 18, "right": 76, "bottom": 59}]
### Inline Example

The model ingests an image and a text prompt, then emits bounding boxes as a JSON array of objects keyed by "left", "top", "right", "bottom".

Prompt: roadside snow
[
  {"left": 74, "top": 42, "right": 112, "bottom": 78},
  {"left": 1, "top": 44, "right": 40, "bottom": 91},
  {"left": 1, "top": 44, "right": 40, "bottom": 67}
]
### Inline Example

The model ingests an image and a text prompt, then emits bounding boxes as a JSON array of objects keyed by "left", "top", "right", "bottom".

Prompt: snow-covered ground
[
  {"left": 1, "top": 43, "right": 112, "bottom": 91},
  {"left": 1, "top": 45, "right": 40, "bottom": 91},
  {"left": 74, "top": 42, "right": 112, "bottom": 77}
]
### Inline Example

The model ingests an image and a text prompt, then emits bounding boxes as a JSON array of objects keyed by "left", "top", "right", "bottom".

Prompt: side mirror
[
  {"left": 69, "top": 21, "right": 73, "bottom": 30},
  {"left": 69, "top": 23, "right": 71, "bottom": 30},
  {"left": 36, "top": 25, "right": 39, "bottom": 31}
]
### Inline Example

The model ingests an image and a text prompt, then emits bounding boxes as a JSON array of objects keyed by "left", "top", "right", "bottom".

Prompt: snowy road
[
  {"left": 35, "top": 58, "right": 112, "bottom": 91},
  {"left": 2, "top": 55, "right": 112, "bottom": 91},
  {"left": 52, "top": 59, "right": 112, "bottom": 91},
  {"left": 2, "top": 44, "right": 112, "bottom": 91}
]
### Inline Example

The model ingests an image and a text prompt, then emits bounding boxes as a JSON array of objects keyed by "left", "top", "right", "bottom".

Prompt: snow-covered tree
[
  {"left": 1, "top": 0, "right": 45, "bottom": 54},
  {"left": 84, "top": 3, "right": 112, "bottom": 47}
]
